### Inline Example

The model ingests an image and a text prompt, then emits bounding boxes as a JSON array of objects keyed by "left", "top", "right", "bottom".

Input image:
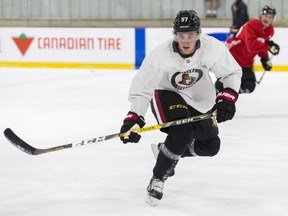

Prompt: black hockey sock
[
  {"left": 181, "top": 147, "right": 195, "bottom": 157},
  {"left": 153, "top": 151, "right": 178, "bottom": 181}
]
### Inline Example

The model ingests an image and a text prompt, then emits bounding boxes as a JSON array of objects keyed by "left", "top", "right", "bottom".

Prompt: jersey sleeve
[
  {"left": 211, "top": 40, "right": 242, "bottom": 92},
  {"left": 242, "top": 20, "right": 269, "bottom": 57},
  {"left": 128, "top": 52, "right": 162, "bottom": 117}
]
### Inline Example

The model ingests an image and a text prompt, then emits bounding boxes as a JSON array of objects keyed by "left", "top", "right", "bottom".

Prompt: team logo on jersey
[{"left": 171, "top": 68, "right": 203, "bottom": 90}]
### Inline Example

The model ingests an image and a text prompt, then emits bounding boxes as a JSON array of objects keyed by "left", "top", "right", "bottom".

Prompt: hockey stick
[
  {"left": 256, "top": 55, "right": 273, "bottom": 84},
  {"left": 256, "top": 69, "right": 267, "bottom": 84},
  {"left": 4, "top": 111, "right": 217, "bottom": 155}
]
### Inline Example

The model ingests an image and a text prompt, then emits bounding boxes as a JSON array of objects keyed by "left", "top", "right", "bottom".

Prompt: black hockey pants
[{"left": 151, "top": 90, "right": 219, "bottom": 181}]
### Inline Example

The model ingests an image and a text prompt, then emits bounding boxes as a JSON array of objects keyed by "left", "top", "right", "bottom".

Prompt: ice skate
[{"left": 146, "top": 176, "right": 164, "bottom": 206}]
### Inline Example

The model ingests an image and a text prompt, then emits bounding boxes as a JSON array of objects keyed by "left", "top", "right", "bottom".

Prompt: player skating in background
[
  {"left": 216, "top": 5, "right": 280, "bottom": 94},
  {"left": 119, "top": 10, "right": 242, "bottom": 206}
]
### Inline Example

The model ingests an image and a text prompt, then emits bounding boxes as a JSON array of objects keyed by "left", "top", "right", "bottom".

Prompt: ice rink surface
[{"left": 0, "top": 68, "right": 288, "bottom": 216}]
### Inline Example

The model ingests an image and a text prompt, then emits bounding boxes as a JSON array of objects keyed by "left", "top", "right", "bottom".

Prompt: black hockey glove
[
  {"left": 213, "top": 88, "right": 238, "bottom": 123},
  {"left": 261, "top": 57, "right": 272, "bottom": 71},
  {"left": 266, "top": 40, "right": 280, "bottom": 55},
  {"left": 120, "top": 112, "right": 145, "bottom": 144}
]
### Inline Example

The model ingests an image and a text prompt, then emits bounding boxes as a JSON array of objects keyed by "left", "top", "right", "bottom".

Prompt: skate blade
[{"left": 146, "top": 194, "right": 159, "bottom": 207}]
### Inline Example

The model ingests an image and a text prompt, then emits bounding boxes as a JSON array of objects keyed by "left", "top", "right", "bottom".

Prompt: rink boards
[{"left": 0, "top": 27, "right": 287, "bottom": 71}]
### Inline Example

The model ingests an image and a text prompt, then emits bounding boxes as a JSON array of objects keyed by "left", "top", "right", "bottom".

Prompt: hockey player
[
  {"left": 216, "top": 5, "right": 280, "bottom": 93},
  {"left": 230, "top": 0, "right": 249, "bottom": 37},
  {"left": 119, "top": 10, "right": 242, "bottom": 206}
]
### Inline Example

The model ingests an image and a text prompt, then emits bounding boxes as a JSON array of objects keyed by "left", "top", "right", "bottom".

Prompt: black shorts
[
  {"left": 151, "top": 89, "right": 218, "bottom": 141},
  {"left": 242, "top": 66, "right": 256, "bottom": 82}
]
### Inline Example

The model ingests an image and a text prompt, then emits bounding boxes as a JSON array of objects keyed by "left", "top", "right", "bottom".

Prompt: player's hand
[
  {"left": 120, "top": 112, "right": 145, "bottom": 144},
  {"left": 261, "top": 57, "right": 272, "bottom": 71},
  {"left": 266, "top": 40, "right": 280, "bottom": 55},
  {"left": 213, "top": 88, "right": 238, "bottom": 123},
  {"left": 229, "top": 26, "right": 238, "bottom": 34}
]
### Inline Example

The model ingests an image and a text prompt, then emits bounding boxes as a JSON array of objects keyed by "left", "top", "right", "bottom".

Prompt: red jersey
[{"left": 226, "top": 18, "right": 274, "bottom": 67}]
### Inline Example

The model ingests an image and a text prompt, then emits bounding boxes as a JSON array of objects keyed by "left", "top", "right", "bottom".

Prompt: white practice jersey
[{"left": 128, "top": 34, "right": 242, "bottom": 117}]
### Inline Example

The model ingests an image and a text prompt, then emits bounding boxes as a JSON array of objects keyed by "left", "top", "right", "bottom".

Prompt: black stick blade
[{"left": 4, "top": 128, "right": 37, "bottom": 155}]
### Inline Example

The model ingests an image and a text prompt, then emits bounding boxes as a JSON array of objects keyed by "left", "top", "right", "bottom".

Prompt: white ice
[{"left": 0, "top": 68, "right": 288, "bottom": 216}]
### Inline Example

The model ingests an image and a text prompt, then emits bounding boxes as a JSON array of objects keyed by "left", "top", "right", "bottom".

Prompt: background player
[
  {"left": 216, "top": 5, "right": 280, "bottom": 93},
  {"left": 229, "top": 0, "right": 249, "bottom": 37}
]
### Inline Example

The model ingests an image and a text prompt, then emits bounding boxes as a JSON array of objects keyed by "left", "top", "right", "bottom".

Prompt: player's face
[
  {"left": 260, "top": 14, "right": 274, "bottom": 28},
  {"left": 176, "top": 31, "right": 199, "bottom": 56}
]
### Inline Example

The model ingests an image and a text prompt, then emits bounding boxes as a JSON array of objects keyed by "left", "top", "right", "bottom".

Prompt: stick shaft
[{"left": 4, "top": 111, "right": 216, "bottom": 155}]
